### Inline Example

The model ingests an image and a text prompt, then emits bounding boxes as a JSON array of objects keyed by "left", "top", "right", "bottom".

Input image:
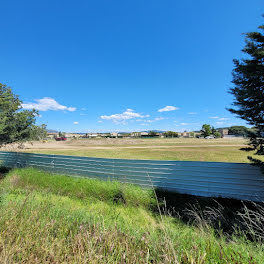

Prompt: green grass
[
  {"left": 0, "top": 167, "right": 264, "bottom": 263},
  {"left": 4, "top": 167, "right": 154, "bottom": 208}
]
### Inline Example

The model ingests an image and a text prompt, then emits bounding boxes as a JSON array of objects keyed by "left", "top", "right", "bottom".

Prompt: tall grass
[
  {"left": 0, "top": 167, "right": 263, "bottom": 263},
  {"left": 2, "top": 167, "right": 155, "bottom": 208}
]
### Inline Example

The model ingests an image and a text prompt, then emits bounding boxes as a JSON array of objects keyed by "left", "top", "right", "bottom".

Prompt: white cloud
[
  {"left": 68, "top": 107, "right": 76, "bottom": 112},
  {"left": 180, "top": 123, "right": 188, "bottom": 125},
  {"left": 215, "top": 121, "right": 225, "bottom": 125},
  {"left": 158, "top": 106, "right": 179, "bottom": 112},
  {"left": 73, "top": 121, "right": 79, "bottom": 125},
  {"left": 188, "top": 112, "right": 197, "bottom": 115},
  {"left": 140, "top": 117, "right": 165, "bottom": 123},
  {"left": 22, "top": 97, "right": 76, "bottom": 112},
  {"left": 218, "top": 117, "right": 230, "bottom": 121},
  {"left": 155, "top": 117, "right": 165, "bottom": 121},
  {"left": 101, "top": 109, "right": 149, "bottom": 124},
  {"left": 209, "top": 116, "right": 230, "bottom": 121},
  {"left": 98, "top": 120, "right": 103, "bottom": 123}
]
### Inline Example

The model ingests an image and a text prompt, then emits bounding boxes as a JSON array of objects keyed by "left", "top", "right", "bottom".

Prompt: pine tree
[{"left": 228, "top": 19, "right": 264, "bottom": 154}]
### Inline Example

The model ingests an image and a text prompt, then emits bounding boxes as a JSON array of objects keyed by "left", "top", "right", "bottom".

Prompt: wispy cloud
[
  {"left": 155, "top": 117, "right": 165, "bottom": 121},
  {"left": 73, "top": 121, "right": 79, "bottom": 125},
  {"left": 180, "top": 122, "right": 188, "bottom": 125},
  {"left": 218, "top": 117, "right": 230, "bottom": 121},
  {"left": 22, "top": 97, "right": 76, "bottom": 112},
  {"left": 158, "top": 106, "right": 179, "bottom": 112},
  {"left": 140, "top": 117, "right": 165, "bottom": 123},
  {"left": 215, "top": 121, "right": 225, "bottom": 125},
  {"left": 209, "top": 116, "right": 230, "bottom": 121},
  {"left": 188, "top": 112, "right": 197, "bottom": 115},
  {"left": 101, "top": 109, "right": 149, "bottom": 124}
]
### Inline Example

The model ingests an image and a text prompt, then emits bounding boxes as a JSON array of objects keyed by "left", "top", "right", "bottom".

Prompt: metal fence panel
[{"left": 0, "top": 151, "right": 263, "bottom": 201}]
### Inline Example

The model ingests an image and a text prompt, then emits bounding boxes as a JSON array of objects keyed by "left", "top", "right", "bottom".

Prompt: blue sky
[{"left": 0, "top": 0, "right": 263, "bottom": 132}]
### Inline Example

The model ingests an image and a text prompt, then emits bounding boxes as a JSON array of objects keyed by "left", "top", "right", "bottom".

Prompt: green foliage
[
  {"left": 29, "top": 124, "right": 47, "bottom": 140},
  {"left": 211, "top": 126, "right": 216, "bottom": 134},
  {"left": 229, "top": 126, "right": 250, "bottom": 137},
  {"left": 228, "top": 19, "right": 264, "bottom": 154},
  {"left": 0, "top": 83, "right": 45, "bottom": 145},
  {"left": 148, "top": 131, "right": 157, "bottom": 137},
  {"left": 228, "top": 23, "right": 264, "bottom": 130},
  {"left": 163, "top": 131, "right": 179, "bottom": 138},
  {"left": 201, "top": 124, "right": 212, "bottom": 137},
  {"left": 58, "top": 131, "right": 66, "bottom": 137},
  {"left": 214, "top": 131, "right": 221, "bottom": 138}
]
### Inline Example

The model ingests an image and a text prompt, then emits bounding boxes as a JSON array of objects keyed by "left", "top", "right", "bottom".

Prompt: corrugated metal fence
[{"left": 0, "top": 151, "right": 264, "bottom": 202}]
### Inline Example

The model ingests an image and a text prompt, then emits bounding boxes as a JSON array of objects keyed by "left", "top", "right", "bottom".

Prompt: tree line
[{"left": 0, "top": 83, "right": 47, "bottom": 146}]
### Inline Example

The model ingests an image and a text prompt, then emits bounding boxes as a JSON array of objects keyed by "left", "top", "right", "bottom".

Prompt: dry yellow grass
[{"left": 6, "top": 137, "right": 263, "bottom": 163}]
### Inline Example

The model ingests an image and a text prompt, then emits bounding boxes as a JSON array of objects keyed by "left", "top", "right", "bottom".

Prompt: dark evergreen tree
[{"left": 228, "top": 19, "right": 264, "bottom": 154}]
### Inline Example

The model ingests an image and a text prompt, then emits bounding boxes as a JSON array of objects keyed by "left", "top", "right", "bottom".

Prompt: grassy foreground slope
[{"left": 0, "top": 168, "right": 263, "bottom": 263}]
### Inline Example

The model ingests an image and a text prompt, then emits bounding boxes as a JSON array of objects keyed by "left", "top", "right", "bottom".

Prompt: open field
[
  {"left": 7, "top": 137, "right": 264, "bottom": 163},
  {"left": 0, "top": 167, "right": 263, "bottom": 263}
]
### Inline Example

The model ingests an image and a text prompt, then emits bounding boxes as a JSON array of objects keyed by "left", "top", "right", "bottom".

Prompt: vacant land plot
[{"left": 3, "top": 137, "right": 264, "bottom": 163}]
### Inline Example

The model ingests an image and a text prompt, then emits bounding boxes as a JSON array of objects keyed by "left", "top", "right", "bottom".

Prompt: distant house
[
  {"left": 87, "top": 133, "right": 98, "bottom": 138},
  {"left": 131, "top": 131, "right": 162, "bottom": 138},
  {"left": 65, "top": 133, "right": 81, "bottom": 138},
  {"left": 176, "top": 131, "right": 199, "bottom": 138},
  {"left": 47, "top": 132, "right": 58, "bottom": 139},
  {"left": 131, "top": 132, "right": 139, "bottom": 137},
  {"left": 110, "top": 132, "right": 125, "bottom": 138},
  {"left": 131, "top": 132, "right": 149, "bottom": 138},
  {"left": 100, "top": 133, "right": 111, "bottom": 138},
  {"left": 179, "top": 132, "right": 191, "bottom": 138},
  {"left": 194, "top": 132, "right": 202, "bottom": 138},
  {"left": 182, "top": 132, "right": 189, "bottom": 137},
  {"left": 141, "top": 132, "right": 150, "bottom": 137},
  {"left": 218, "top": 129, "right": 229, "bottom": 138}
]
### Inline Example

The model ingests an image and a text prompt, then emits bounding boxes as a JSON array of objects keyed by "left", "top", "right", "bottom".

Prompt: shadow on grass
[
  {"left": 239, "top": 147, "right": 255, "bottom": 152},
  {"left": 154, "top": 188, "right": 262, "bottom": 239},
  {"left": 0, "top": 167, "right": 11, "bottom": 180}
]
